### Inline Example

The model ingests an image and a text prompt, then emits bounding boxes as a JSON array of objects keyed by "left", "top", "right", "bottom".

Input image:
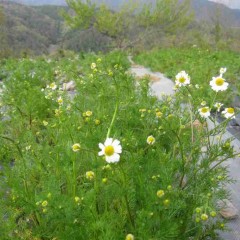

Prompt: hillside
[
  {"left": 8, "top": 0, "right": 240, "bottom": 10},
  {"left": 9, "top": 0, "right": 67, "bottom": 6},
  {"left": 0, "top": 0, "right": 63, "bottom": 56},
  {"left": 210, "top": 0, "right": 240, "bottom": 9},
  {"left": 192, "top": 0, "right": 240, "bottom": 28},
  {"left": 1, "top": 0, "right": 240, "bottom": 57}
]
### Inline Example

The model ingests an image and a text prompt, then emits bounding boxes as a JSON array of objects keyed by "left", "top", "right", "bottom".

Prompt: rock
[
  {"left": 232, "top": 95, "right": 240, "bottom": 108},
  {"left": 63, "top": 81, "right": 76, "bottom": 91},
  {"left": 228, "top": 118, "right": 239, "bottom": 127},
  {"left": 68, "top": 91, "right": 77, "bottom": 100},
  {"left": 218, "top": 199, "right": 238, "bottom": 219},
  {"left": 234, "top": 113, "right": 240, "bottom": 126}
]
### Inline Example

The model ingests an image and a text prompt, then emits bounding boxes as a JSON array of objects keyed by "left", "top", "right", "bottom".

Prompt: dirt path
[
  {"left": 128, "top": 56, "right": 175, "bottom": 97},
  {"left": 129, "top": 56, "right": 240, "bottom": 240}
]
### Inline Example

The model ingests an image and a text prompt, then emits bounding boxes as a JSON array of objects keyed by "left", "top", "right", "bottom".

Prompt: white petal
[
  {"left": 112, "top": 139, "right": 120, "bottom": 146},
  {"left": 114, "top": 145, "right": 122, "bottom": 154},
  {"left": 99, "top": 143, "right": 104, "bottom": 150},
  {"left": 104, "top": 138, "right": 113, "bottom": 146},
  {"left": 98, "top": 150, "right": 104, "bottom": 156},
  {"left": 106, "top": 153, "right": 120, "bottom": 163}
]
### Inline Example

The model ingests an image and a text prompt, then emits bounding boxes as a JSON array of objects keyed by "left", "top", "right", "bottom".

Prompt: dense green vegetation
[
  {"left": 0, "top": 1, "right": 240, "bottom": 239},
  {"left": 0, "top": 50, "right": 237, "bottom": 239},
  {"left": 134, "top": 47, "right": 240, "bottom": 106}
]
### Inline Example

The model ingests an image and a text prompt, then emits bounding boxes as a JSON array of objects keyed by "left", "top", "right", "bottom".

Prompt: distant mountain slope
[
  {"left": 9, "top": 0, "right": 67, "bottom": 6},
  {"left": 209, "top": 0, "right": 240, "bottom": 9},
  {"left": 0, "top": 0, "right": 62, "bottom": 55},
  {"left": 192, "top": 0, "right": 240, "bottom": 28},
  {"left": 8, "top": 0, "right": 240, "bottom": 9}
]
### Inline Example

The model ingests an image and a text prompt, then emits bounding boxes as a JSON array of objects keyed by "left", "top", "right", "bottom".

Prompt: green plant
[{"left": 0, "top": 51, "right": 237, "bottom": 239}]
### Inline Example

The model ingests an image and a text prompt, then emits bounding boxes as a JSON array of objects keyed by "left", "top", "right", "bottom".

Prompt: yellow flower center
[
  {"left": 126, "top": 234, "right": 134, "bottom": 240},
  {"left": 156, "top": 112, "right": 163, "bottom": 118},
  {"left": 157, "top": 190, "right": 165, "bottom": 198},
  {"left": 201, "top": 214, "right": 208, "bottom": 221},
  {"left": 227, "top": 108, "right": 234, "bottom": 114},
  {"left": 148, "top": 136, "right": 155, "bottom": 143},
  {"left": 42, "top": 201, "right": 48, "bottom": 207},
  {"left": 201, "top": 107, "right": 209, "bottom": 113},
  {"left": 179, "top": 77, "right": 186, "bottom": 83},
  {"left": 72, "top": 144, "right": 81, "bottom": 152},
  {"left": 104, "top": 145, "right": 114, "bottom": 156},
  {"left": 85, "top": 111, "right": 92, "bottom": 117},
  {"left": 50, "top": 83, "right": 56, "bottom": 89},
  {"left": 86, "top": 171, "right": 95, "bottom": 180},
  {"left": 215, "top": 78, "right": 224, "bottom": 86}
]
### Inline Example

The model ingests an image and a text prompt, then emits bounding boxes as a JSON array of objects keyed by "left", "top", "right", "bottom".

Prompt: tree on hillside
[
  {"left": 209, "top": 5, "right": 234, "bottom": 50},
  {"left": 210, "top": 6, "right": 223, "bottom": 46},
  {"left": 62, "top": 0, "right": 193, "bottom": 50}
]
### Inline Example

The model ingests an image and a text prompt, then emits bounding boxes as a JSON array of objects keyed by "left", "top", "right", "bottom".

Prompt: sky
[
  {"left": 9, "top": 0, "right": 240, "bottom": 9},
  {"left": 209, "top": 0, "right": 240, "bottom": 9}
]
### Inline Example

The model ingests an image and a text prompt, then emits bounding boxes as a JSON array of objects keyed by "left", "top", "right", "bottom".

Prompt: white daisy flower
[
  {"left": 214, "top": 102, "right": 223, "bottom": 112},
  {"left": 198, "top": 107, "right": 211, "bottom": 118},
  {"left": 147, "top": 135, "right": 156, "bottom": 145},
  {"left": 57, "top": 96, "right": 63, "bottom": 105},
  {"left": 222, "top": 108, "right": 235, "bottom": 119},
  {"left": 220, "top": 67, "right": 227, "bottom": 75},
  {"left": 98, "top": 138, "right": 122, "bottom": 163},
  {"left": 49, "top": 82, "right": 57, "bottom": 90},
  {"left": 175, "top": 71, "right": 190, "bottom": 87},
  {"left": 210, "top": 76, "right": 228, "bottom": 92}
]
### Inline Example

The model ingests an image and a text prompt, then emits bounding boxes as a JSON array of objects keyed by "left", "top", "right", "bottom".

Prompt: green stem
[
  {"left": 210, "top": 152, "right": 240, "bottom": 171},
  {"left": 72, "top": 155, "right": 76, "bottom": 197},
  {"left": 107, "top": 103, "right": 118, "bottom": 138},
  {"left": 0, "top": 135, "right": 23, "bottom": 158},
  {"left": 172, "top": 130, "right": 185, "bottom": 188},
  {"left": 119, "top": 164, "right": 135, "bottom": 228},
  {"left": 211, "top": 92, "right": 218, "bottom": 109},
  {"left": 188, "top": 100, "right": 194, "bottom": 143}
]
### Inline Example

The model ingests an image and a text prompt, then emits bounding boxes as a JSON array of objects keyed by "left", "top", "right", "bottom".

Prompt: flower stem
[
  {"left": 72, "top": 155, "right": 76, "bottom": 197},
  {"left": 107, "top": 103, "right": 118, "bottom": 138},
  {"left": 211, "top": 92, "right": 218, "bottom": 109}
]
